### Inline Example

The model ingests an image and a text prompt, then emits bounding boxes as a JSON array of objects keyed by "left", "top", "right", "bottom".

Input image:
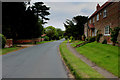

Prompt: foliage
[
  {"left": 102, "top": 39, "right": 107, "bottom": 44},
  {"left": 76, "top": 42, "right": 119, "bottom": 76},
  {"left": 59, "top": 41, "right": 104, "bottom": 78},
  {"left": 110, "top": 27, "right": 120, "bottom": 45},
  {"left": 64, "top": 15, "right": 88, "bottom": 40},
  {"left": 89, "top": 36, "right": 96, "bottom": 42},
  {"left": 45, "top": 26, "right": 56, "bottom": 40},
  {"left": 44, "top": 36, "right": 49, "bottom": 41},
  {"left": 0, "top": 34, "right": 6, "bottom": 48},
  {"left": 32, "top": 2, "right": 50, "bottom": 24},
  {"left": 96, "top": 30, "right": 103, "bottom": 42},
  {"left": 45, "top": 26, "right": 63, "bottom": 40},
  {"left": 2, "top": 2, "right": 50, "bottom": 40},
  {"left": 82, "top": 34, "right": 86, "bottom": 41}
]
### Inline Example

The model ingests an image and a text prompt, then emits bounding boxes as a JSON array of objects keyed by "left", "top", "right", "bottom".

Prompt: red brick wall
[{"left": 86, "top": 2, "right": 120, "bottom": 43}]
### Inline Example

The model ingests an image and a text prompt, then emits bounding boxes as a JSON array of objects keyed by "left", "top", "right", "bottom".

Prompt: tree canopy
[
  {"left": 2, "top": 2, "right": 50, "bottom": 40},
  {"left": 64, "top": 15, "right": 88, "bottom": 40}
]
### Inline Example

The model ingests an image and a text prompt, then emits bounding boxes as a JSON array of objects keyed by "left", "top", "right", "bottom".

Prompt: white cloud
[{"left": 30, "top": 1, "right": 108, "bottom": 30}]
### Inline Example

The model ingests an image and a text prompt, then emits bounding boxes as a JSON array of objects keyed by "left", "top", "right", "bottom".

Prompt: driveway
[{"left": 2, "top": 39, "right": 68, "bottom": 78}]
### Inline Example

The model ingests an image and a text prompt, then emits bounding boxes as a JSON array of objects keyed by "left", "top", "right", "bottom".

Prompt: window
[
  {"left": 97, "top": 14, "right": 99, "bottom": 21},
  {"left": 104, "top": 26, "right": 110, "bottom": 35},
  {"left": 89, "top": 19, "right": 91, "bottom": 24},
  {"left": 103, "top": 9, "right": 107, "bottom": 18},
  {"left": 93, "top": 17, "right": 95, "bottom": 23}
]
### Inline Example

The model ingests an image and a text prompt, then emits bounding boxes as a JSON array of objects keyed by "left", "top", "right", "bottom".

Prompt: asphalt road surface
[{"left": 2, "top": 39, "right": 68, "bottom": 78}]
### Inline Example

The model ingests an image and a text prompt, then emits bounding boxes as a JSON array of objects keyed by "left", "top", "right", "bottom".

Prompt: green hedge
[{"left": 0, "top": 34, "right": 6, "bottom": 48}]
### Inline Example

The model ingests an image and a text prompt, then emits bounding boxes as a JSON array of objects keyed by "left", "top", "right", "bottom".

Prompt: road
[{"left": 2, "top": 39, "right": 68, "bottom": 78}]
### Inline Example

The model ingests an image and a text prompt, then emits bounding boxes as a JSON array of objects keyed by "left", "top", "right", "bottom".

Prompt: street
[{"left": 2, "top": 39, "right": 68, "bottom": 78}]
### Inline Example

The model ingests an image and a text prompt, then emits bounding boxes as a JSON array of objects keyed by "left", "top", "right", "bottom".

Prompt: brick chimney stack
[{"left": 96, "top": 4, "right": 100, "bottom": 10}]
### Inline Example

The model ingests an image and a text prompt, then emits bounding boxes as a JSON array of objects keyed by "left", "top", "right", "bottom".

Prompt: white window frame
[
  {"left": 103, "top": 9, "right": 107, "bottom": 18},
  {"left": 104, "top": 25, "right": 110, "bottom": 36},
  {"left": 89, "top": 19, "right": 91, "bottom": 24},
  {"left": 93, "top": 17, "right": 95, "bottom": 23},
  {"left": 97, "top": 14, "right": 99, "bottom": 21}
]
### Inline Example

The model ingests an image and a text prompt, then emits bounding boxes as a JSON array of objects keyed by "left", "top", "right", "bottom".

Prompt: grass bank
[
  {"left": 59, "top": 41, "right": 104, "bottom": 79},
  {"left": 0, "top": 47, "right": 20, "bottom": 55},
  {"left": 36, "top": 40, "right": 55, "bottom": 44},
  {"left": 72, "top": 41, "right": 119, "bottom": 77}
]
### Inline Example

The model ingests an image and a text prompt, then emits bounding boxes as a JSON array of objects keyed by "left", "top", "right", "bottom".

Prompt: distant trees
[
  {"left": 64, "top": 15, "right": 88, "bottom": 40},
  {"left": 2, "top": 2, "right": 50, "bottom": 40},
  {"left": 45, "top": 26, "right": 64, "bottom": 40}
]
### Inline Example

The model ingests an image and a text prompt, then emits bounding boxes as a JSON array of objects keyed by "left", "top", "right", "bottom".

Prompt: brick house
[{"left": 84, "top": 1, "right": 120, "bottom": 43}]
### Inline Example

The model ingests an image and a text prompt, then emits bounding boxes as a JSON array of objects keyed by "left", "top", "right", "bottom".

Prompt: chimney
[{"left": 96, "top": 4, "right": 100, "bottom": 10}]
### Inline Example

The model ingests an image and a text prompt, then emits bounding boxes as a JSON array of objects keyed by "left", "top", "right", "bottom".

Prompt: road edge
[{"left": 58, "top": 46, "right": 75, "bottom": 79}]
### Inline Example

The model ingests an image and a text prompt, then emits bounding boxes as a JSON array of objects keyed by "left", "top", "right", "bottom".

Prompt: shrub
[
  {"left": 96, "top": 34, "right": 103, "bottom": 42},
  {"left": 0, "top": 34, "right": 6, "bottom": 48},
  {"left": 65, "top": 36, "right": 68, "bottom": 40},
  {"left": 44, "top": 36, "right": 49, "bottom": 41},
  {"left": 102, "top": 39, "right": 107, "bottom": 44},
  {"left": 110, "top": 27, "right": 120, "bottom": 46},
  {"left": 89, "top": 36, "right": 96, "bottom": 42},
  {"left": 82, "top": 34, "right": 86, "bottom": 41}
]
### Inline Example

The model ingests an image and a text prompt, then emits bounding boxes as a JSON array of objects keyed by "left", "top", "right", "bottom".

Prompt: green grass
[
  {"left": 70, "top": 40, "right": 85, "bottom": 47},
  {"left": 36, "top": 40, "right": 55, "bottom": 44},
  {"left": 0, "top": 47, "right": 20, "bottom": 55},
  {"left": 74, "top": 41, "right": 119, "bottom": 77},
  {"left": 59, "top": 41, "right": 104, "bottom": 79}
]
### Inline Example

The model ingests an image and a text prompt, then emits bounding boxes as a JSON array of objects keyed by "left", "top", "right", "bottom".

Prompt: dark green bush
[
  {"left": 102, "top": 39, "right": 107, "bottom": 44},
  {"left": 44, "top": 36, "right": 49, "bottom": 41},
  {"left": 96, "top": 34, "right": 103, "bottom": 42},
  {"left": 89, "top": 36, "right": 96, "bottom": 42},
  {"left": 0, "top": 34, "right": 6, "bottom": 48},
  {"left": 65, "top": 36, "right": 68, "bottom": 40}
]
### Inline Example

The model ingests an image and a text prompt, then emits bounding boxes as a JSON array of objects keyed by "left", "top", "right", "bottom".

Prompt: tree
[
  {"left": 56, "top": 28, "right": 64, "bottom": 38},
  {"left": 2, "top": 2, "right": 50, "bottom": 41},
  {"left": 32, "top": 2, "right": 50, "bottom": 24},
  {"left": 45, "top": 26, "right": 56, "bottom": 40},
  {"left": 64, "top": 15, "right": 88, "bottom": 40}
]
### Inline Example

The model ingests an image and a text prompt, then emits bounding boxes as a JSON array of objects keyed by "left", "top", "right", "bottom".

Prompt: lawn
[
  {"left": 59, "top": 41, "right": 104, "bottom": 79},
  {"left": 70, "top": 40, "right": 85, "bottom": 47},
  {"left": 36, "top": 40, "right": 55, "bottom": 44},
  {"left": 74, "top": 41, "right": 119, "bottom": 77},
  {"left": 0, "top": 47, "right": 20, "bottom": 55}
]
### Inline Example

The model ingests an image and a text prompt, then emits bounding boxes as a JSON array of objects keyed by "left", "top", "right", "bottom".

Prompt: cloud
[{"left": 30, "top": 1, "right": 107, "bottom": 30}]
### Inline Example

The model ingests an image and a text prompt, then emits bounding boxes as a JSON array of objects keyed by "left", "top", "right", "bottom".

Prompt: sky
[{"left": 31, "top": 0, "right": 108, "bottom": 31}]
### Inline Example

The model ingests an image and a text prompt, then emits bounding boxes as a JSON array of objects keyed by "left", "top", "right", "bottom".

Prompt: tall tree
[
  {"left": 32, "top": 2, "right": 50, "bottom": 24},
  {"left": 64, "top": 15, "right": 88, "bottom": 40}
]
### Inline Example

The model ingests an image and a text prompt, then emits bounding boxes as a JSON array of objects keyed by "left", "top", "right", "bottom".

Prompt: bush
[
  {"left": 102, "top": 39, "right": 107, "bottom": 44},
  {"left": 44, "top": 36, "right": 49, "bottom": 41},
  {"left": 65, "top": 36, "right": 68, "bottom": 40},
  {"left": 96, "top": 34, "right": 103, "bottom": 42},
  {"left": 110, "top": 27, "right": 120, "bottom": 46},
  {"left": 0, "top": 34, "right": 6, "bottom": 48},
  {"left": 89, "top": 36, "right": 96, "bottom": 42}
]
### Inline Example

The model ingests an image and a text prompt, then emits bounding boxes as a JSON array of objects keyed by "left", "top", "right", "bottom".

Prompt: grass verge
[
  {"left": 59, "top": 41, "right": 104, "bottom": 79},
  {"left": 74, "top": 41, "right": 119, "bottom": 77},
  {"left": 70, "top": 40, "right": 85, "bottom": 47},
  {"left": 36, "top": 40, "right": 55, "bottom": 44},
  {"left": 0, "top": 47, "right": 21, "bottom": 55}
]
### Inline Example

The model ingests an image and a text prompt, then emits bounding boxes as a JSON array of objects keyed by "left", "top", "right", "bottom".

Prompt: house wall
[{"left": 86, "top": 2, "right": 120, "bottom": 43}]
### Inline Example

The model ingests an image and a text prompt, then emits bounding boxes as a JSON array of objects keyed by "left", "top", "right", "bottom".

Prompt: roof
[
  {"left": 88, "top": 24, "right": 94, "bottom": 28},
  {"left": 88, "top": 0, "right": 112, "bottom": 19},
  {"left": 41, "top": 34, "right": 46, "bottom": 37}
]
